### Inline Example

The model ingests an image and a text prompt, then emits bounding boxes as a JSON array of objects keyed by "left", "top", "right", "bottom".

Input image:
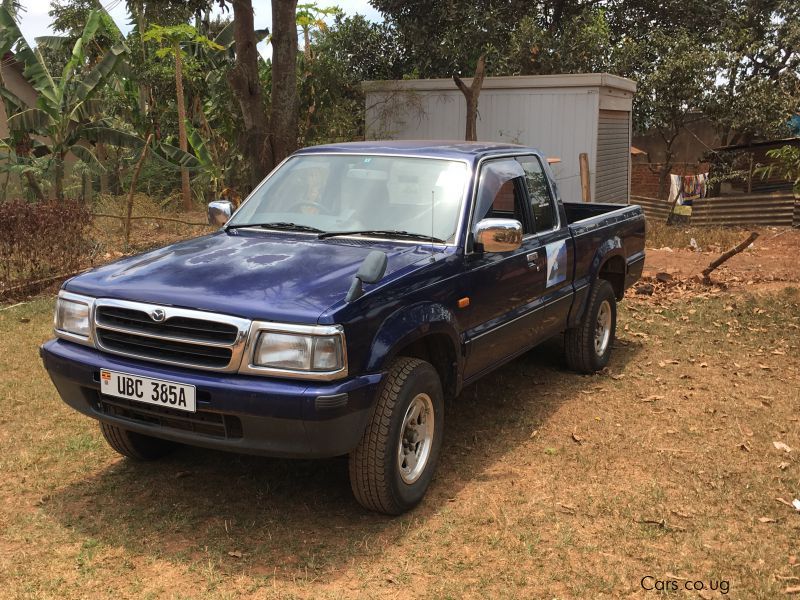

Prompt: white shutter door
[{"left": 595, "top": 110, "right": 630, "bottom": 203}]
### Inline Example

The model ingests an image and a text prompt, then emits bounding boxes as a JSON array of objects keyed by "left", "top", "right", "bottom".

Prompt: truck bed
[{"left": 564, "top": 200, "right": 646, "bottom": 323}]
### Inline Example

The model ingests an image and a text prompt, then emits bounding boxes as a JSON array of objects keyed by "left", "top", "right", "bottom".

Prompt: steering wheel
[{"left": 289, "top": 201, "right": 327, "bottom": 214}]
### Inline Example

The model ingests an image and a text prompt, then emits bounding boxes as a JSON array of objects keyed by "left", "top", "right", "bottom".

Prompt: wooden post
[{"left": 579, "top": 153, "right": 591, "bottom": 202}]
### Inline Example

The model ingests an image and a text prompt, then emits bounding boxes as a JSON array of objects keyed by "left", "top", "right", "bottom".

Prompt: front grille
[
  {"left": 93, "top": 393, "right": 243, "bottom": 439},
  {"left": 93, "top": 302, "right": 249, "bottom": 371},
  {"left": 97, "top": 306, "right": 239, "bottom": 344}
]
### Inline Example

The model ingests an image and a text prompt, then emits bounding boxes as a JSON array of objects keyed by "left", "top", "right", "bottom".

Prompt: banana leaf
[
  {"left": 69, "top": 144, "right": 105, "bottom": 172},
  {"left": 0, "top": 7, "right": 57, "bottom": 105},
  {"left": 7, "top": 108, "right": 53, "bottom": 133},
  {"left": 150, "top": 141, "right": 201, "bottom": 172}
]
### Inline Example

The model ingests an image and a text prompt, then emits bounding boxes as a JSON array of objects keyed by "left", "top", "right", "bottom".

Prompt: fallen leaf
[
  {"left": 571, "top": 432, "right": 584, "bottom": 445},
  {"left": 759, "top": 364, "right": 772, "bottom": 370},
  {"left": 739, "top": 442, "right": 751, "bottom": 452},
  {"left": 780, "top": 462, "right": 791, "bottom": 470},
  {"left": 759, "top": 516, "right": 778, "bottom": 523},
  {"left": 774, "top": 441, "right": 793, "bottom": 453},
  {"left": 784, "top": 585, "right": 800, "bottom": 594},
  {"left": 777, "top": 497, "right": 794, "bottom": 507},
  {"left": 228, "top": 550, "right": 243, "bottom": 559},
  {"left": 700, "top": 362, "right": 709, "bottom": 368}
]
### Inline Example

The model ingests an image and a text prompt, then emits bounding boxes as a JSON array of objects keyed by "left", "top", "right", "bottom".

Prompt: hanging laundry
[{"left": 668, "top": 173, "right": 708, "bottom": 216}]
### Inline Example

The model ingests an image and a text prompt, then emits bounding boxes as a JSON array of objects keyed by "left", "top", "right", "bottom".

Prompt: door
[
  {"left": 516, "top": 155, "right": 575, "bottom": 341},
  {"left": 461, "top": 158, "right": 549, "bottom": 380},
  {"left": 595, "top": 110, "right": 631, "bottom": 203}
]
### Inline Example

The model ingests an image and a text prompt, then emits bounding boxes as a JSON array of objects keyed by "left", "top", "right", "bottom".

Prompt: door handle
[{"left": 527, "top": 251, "right": 543, "bottom": 271}]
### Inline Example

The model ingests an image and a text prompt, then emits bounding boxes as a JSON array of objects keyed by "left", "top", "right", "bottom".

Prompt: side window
[
  {"left": 474, "top": 159, "right": 532, "bottom": 233},
  {"left": 518, "top": 156, "right": 557, "bottom": 232}
]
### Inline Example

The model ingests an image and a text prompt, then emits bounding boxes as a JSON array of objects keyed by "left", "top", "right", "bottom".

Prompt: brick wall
[{"left": 631, "top": 162, "right": 710, "bottom": 199}]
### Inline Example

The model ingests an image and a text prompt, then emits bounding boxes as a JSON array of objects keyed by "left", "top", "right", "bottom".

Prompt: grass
[
  {"left": 1, "top": 288, "right": 799, "bottom": 598},
  {"left": 645, "top": 219, "right": 755, "bottom": 251}
]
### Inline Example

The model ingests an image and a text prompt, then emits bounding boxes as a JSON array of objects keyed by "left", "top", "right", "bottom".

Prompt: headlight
[
  {"left": 245, "top": 323, "right": 347, "bottom": 379},
  {"left": 54, "top": 291, "right": 94, "bottom": 343},
  {"left": 254, "top": 331, "right": 344, "bottom": 371}
]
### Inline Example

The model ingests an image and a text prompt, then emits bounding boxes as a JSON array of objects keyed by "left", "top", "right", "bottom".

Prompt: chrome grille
[{"left": 93, "top": 300, "right": 250, "bottom": 372}]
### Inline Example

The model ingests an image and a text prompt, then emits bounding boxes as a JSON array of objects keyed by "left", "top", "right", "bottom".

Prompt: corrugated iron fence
[{"left": 631, "top": 194, "right": 799, "bottom": 227}]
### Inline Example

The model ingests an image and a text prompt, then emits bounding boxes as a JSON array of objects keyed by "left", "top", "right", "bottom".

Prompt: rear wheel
[
  {"left": 565, "top": 279, "right": 617, "bottom": 373},
  {"left": 100, "top": 422, "right": 176, "bottom": 461},
  {"left": 349, "top": 357, "right": 444, "bottom": 515}
]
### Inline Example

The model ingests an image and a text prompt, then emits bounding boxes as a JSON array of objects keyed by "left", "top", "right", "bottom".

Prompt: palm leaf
[
  {"left": 0, "top": 7, "right": 57, "bottom": 104},
  {"left": 186, "top": 122, "right": 213, "bottom": 167},
  {"left": 7, "top": 107, "right": 53, "bottom": 133},
  {"left": 72, "top": 42, "right": 127, "bottom": 106},
  {"left": 69, "top": 143, "right": 105, "bottom": 172},
  {"left": 82, "top": 126, "right": 144, "bottom": 150},
  {"left": 70, "top": 99, "right": 104, "bottom": 123},
  {"left": 150, "top": 141, "right": 201, "bottom": 172},
  {"left": 34, "top": 35, "right": 72, "bottom": 53},
  {"left": 0, "top": 83, "right": 29, "bottom": 111},
  {"left": 61, "top": 10, "right": 102, "bottom": 83}
]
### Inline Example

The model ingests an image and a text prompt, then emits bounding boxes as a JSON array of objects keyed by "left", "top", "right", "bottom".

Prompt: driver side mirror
[
  {"left": 473, "top": 218, "right": 523, "bottom": 253},
  {"left": 208, "top": 200, "right": 234, "bottom": 226}
]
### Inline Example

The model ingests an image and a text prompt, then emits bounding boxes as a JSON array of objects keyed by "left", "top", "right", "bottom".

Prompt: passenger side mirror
[
  {"left": 473, "top": 218, "right": 523, "bottom": 253},
  {"left": 208, "top": 200, "right": 234, "bottom": 226}
]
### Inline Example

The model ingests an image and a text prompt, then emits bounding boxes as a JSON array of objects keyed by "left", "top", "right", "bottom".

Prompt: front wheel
[
  {"left": 100, "top": 422, "right": 176, "bottom": 461},
  {"left": 349, "top": 357, "right": 444, "bottom": 515},
  {"left": 564, "top": 279, "right": 617, "bottom": 373}
]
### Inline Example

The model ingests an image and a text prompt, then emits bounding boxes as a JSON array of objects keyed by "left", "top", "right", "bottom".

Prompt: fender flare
[
  {"left": 568, "top": 236, "right": 627, "bottom": 328},
  {"left": 365, "top": 301, "right": 463, "bottom": 389}
]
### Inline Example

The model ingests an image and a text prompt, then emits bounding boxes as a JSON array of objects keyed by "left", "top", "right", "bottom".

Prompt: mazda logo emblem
[{"left": 150, "top": 309, "right": 166, "bottom": 322}]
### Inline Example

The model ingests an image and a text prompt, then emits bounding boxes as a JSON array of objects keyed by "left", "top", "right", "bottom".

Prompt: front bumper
[{"left": 41, "top": 339, "right": 382, "bottom": 458}]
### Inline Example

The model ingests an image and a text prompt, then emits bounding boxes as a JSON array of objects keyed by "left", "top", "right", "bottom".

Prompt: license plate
[{"left": 100, "top": 369, "right": 196, "bottom": 413}]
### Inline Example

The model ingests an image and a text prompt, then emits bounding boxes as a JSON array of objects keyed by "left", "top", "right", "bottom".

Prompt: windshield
[{"left": 228, "top": 154, "right": 469, "bottom": 242}]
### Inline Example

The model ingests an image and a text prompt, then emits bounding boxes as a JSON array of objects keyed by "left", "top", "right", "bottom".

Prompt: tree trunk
[
  {"left": 14, "top": 133, "right": 44, "bottom": 201},
  {"left": 269, "top": 0, "right": 299, "bottom": 164},
  {"left": 54, "top": 150, "right": 65, "bottom": 202},
  {"left": 174, "top": 42, "right": 192, "bottom": 210},
  {"left": 453, "top": 54, "right": 486, "bottom": 142},
  {"left": 97, "top": 142, "right": 109, "bottom": 194},
  {"left": 229, "top": 0, "right": 271, "bottom": 190}
]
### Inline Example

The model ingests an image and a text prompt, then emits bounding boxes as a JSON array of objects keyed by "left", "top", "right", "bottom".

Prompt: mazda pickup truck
[{"left": 42, "top": 141, "right": 645, "bottom": 514}]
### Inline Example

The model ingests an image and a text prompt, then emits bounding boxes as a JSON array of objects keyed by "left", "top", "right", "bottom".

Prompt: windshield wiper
[
  {"left": 318, "top": 229, "right": 446, "bottom": 243},
  {"left": 226, "top": 221, "right": 325, "bottom": 233}
]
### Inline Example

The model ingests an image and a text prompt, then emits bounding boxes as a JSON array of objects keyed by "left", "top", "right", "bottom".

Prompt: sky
[{"left": 16, "top": 0, "right": 382, "bottom": 58}]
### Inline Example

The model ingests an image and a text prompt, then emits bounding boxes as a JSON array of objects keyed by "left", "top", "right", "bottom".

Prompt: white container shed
[{"left": 363, "top": 73, "right": 636, "bottom": 204}]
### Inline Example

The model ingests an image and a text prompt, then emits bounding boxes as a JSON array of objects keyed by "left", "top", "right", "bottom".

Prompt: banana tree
[{"left": 0, "top": 7, "right": 130, "bottom": 200}]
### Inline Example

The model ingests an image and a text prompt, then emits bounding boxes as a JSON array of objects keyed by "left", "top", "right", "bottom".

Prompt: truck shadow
[{"left": 47, "top": 336, "right": 642, "bottom": 584}]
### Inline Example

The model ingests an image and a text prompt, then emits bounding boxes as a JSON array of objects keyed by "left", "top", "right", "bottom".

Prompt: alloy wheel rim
[
  {"left": 594, "top": 300, "right": 612, "bottom": 356},
  {"left": 397, "top": 393, "right": 435, "bottom": 484}
]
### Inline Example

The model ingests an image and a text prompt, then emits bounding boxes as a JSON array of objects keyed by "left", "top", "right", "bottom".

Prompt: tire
[
  {"left": 100, "top": 422, "right": 176, "bottom": 461},
  {"left": 349, "top": 357, "right": 444, "bottom": 515},
  {"left": 565, "top": 279, "right": 617, "bottom": 374}
]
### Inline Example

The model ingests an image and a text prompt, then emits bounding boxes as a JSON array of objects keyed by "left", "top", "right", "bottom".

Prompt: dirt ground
[
  {"left": 0, "top": 224, "right": 799, "bottom": 599},
  {"left": 643, "top": 227, "right": 800, "bottom": 292}
]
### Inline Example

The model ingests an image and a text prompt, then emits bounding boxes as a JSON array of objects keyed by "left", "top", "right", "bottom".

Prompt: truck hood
[{"left": 65, "top": 231, "right": 432, "bottom": 322}]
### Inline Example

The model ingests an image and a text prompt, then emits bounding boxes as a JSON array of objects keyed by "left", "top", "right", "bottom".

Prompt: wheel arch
[{"left": 366, "top": 302, "right": 463, "bottom": 400}]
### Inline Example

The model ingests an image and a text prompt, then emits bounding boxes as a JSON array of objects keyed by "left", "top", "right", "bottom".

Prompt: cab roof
[{"left": 296, "top": 140, "right": 540, "bottom": 163}]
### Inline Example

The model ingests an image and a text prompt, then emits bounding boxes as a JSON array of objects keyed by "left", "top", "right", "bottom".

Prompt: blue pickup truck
[{"left": 42, "top": 141, "right": 645, "bottom": 514}]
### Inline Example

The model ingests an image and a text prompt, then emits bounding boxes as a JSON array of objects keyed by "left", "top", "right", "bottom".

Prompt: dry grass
[
  {"left": 1, "top": 287, "right": 799, "bottom": 598},
  {"left": 645, "top": 219, "right": 758, "bottom": 252}
]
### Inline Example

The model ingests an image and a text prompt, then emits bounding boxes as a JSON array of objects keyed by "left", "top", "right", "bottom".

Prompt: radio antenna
[{"left": 430, "top": 190, "right": 435, "bottom": 261}]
